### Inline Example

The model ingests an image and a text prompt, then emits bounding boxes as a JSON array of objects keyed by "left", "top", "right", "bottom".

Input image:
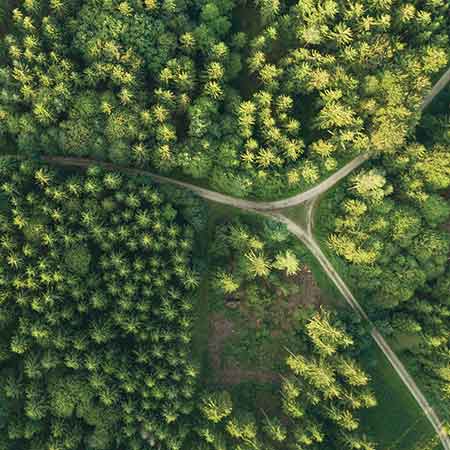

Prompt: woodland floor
[{"left": 207, "top": 266, "right": 325, "bottom": 386}]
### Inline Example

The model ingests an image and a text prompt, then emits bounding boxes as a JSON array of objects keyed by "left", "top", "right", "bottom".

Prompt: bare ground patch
[
  {"left": 270, "top": 266, "right": 325, "bottom": 334},
  {"left": 207, "top": 265, "right": 324, "bottom": 386},
  {"left": 208, "top": 313, "right": 279, "bottom": 385}
]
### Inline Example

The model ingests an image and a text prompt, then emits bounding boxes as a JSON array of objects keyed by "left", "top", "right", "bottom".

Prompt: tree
[
  {"left": 244, "top": 250, "right": 271, "bottom": 278},
  {"left": 350, "top": 169, "right": 390, "bottom": 203},
  {"left": 63, "top": 245, "right": 91, "bottom": 275},
  {"left": 215, "top": 271, "right": 240, "bottom": 294},
  {"left": 200, "top": 391, "right": 233, "bottom": 424},
  {"left": 273, "top": 250, "right": 300, "bottom": 276},
  {"left": 262, "top": 415, "right": 286, "bottom": 443}
]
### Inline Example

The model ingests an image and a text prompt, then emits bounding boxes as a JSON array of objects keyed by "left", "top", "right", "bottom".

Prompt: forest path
[
  {"left": 40, "top": 64, "right": 450, "bottom": 449},
  {"left": 422, "top": 66, "right": 450, "bottom": 110},
  {"left": 43, "top": 153, "right": 370, "bottom": 211}
]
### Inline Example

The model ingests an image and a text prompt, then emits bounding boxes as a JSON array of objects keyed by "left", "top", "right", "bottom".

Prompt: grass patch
[
  {"left": 400, "top": 349, "right": 450, "bottom": 425},
  {"left": 192, "top": 202, "right": 341, "bottom": 388},
  {"left": 282, "top": 203, "right": 309, "bottom": 229},
  {"left": 297, "top": 242, "right": 346, "bottom": 309},
  {"left": 358, "top": 342, "right": 443, "bottom": 450},
  {"left": 219, "top": 315, "right": 289, "bottom": 379},
  {"left": 228, "top": 381, "right": 280, "bottom": 416}
]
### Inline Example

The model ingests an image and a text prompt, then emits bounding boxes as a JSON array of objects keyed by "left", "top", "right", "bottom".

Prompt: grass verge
[{"left": 359, "top": 342, "right": 443, "bottom": 450}]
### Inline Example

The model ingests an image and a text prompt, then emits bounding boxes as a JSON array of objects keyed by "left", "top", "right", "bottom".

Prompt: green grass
[
  {"left": 406, "top": 357, "right": 450, "bottom": 425},
  {"left": 228, "top": 381, "right": 280, "bottom": 417},
  {"left": 191, "top": 203, "right": 228, "bottom": 381},
  {"left": 358, "top": 343, "right": 443, "bottom": 450},
  {"left": 298, "top": 244, "right": 347, "bottom": 309},
  {"left": 282, "top": 203, "right": 309, "bottom": 229},
  {"left": 220, "top": 319, "right": 287, "bottom": 373}
]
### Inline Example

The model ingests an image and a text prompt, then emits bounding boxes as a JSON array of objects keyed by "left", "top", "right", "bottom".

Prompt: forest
[
  {"left": 0, "top": 0, "right": 449, "bottom": 197},
  {"left": 317, "top": 86, "right": 450, "bottom": 422},
  {"left": 0, "top": 159, "right": 378, "bottom": 449},
  {"left": 0, "top": 0, "right": 449, "bottom": 449}
]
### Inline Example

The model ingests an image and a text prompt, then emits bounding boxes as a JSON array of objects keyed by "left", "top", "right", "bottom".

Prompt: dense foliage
[
  {"left": 318, "top": 91, "right": 450, "bottom": 419},
  {"left": 212, "top": 218, "right": 302, "bottom": 299},
  {"left": 321, "top": 143, "right": 450, "bottom": 310},
  {"left": 0, "top": 0, "right": 448, "bottom": 197},
  {"left": 0, "top": 159, "right": 204, "bottom": 450},
  {"left": 320, "top": 86, "right": 450, "bottom": 307},
  {"left": 0, "top": 0, "right": 449, "bottom": 447}
]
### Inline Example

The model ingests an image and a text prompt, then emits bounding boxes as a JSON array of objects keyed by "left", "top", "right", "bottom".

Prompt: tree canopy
[
  {"left": 0, "top": 0, "right": 448, "bottom": 197},
  {"left": 0, "top": 158, "right": 204, "bottom": 450}
]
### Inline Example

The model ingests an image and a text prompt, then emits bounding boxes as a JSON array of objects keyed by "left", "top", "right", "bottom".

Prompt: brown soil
[
  {"left": 294, "top": 266, "right": 324, "bottom": 307},
  {"left": 208, "top": 313, "right": 279, "bottom": 385},
  {"left": 208, "top": 265, "right": 324, "bottom": 386},
  {"left": 271, "top": 266, "right": 324, "bottom": 333}
]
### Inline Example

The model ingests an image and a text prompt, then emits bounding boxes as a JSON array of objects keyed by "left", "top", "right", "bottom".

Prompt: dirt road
[
  {"left": 43, "top": 153, "right": 370, "bottom": 211},
  {"left": 422, "top": 66, "right": 450, "bottom": 110}
]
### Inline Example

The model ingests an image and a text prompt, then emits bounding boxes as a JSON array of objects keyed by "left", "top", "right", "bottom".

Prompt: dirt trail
[
  {"left": 43, "top": 153, "right": 370, "bottom": 211},
  {"left": 421, "top": 66, "right": 450, "bottom": 110}
]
